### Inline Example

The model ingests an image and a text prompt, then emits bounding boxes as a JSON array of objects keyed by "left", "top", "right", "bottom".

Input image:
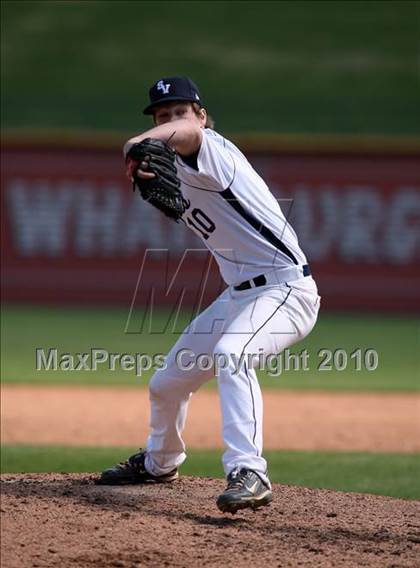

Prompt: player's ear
[{"left": 198, "top": 107, "right": 207, "bottom": 126}]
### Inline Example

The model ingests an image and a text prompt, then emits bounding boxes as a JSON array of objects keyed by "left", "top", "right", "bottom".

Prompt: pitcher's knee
[
  {"left": 149, "top": 369, "right": 175, "bottom": 400},
  {"left": 149, "top": 364, "right": 195, "bottom": 401}
]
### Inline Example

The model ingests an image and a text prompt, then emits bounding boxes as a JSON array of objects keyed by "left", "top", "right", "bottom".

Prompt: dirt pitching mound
[{"left": 1, "top": 475, "right": 419, "bottom": 567}]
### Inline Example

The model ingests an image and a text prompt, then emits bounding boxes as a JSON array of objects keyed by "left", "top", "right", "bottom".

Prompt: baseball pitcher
[{"left": 96, "top": 77, "right": 321, "bottom": 514}]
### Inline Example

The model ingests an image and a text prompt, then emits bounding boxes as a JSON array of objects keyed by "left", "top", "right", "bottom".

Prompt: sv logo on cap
[{"left": 156, "top": 80, "right": 170, "bottom": 95}]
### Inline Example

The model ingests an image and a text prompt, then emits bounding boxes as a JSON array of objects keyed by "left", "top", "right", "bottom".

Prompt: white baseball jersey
[{"left": 175, "top": 128, "right": 307, "bottom": 286}]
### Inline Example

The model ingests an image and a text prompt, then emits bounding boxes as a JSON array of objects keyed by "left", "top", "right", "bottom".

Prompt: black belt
[{"left": 233, "top": 264, "right": 311, "bottom": 291}]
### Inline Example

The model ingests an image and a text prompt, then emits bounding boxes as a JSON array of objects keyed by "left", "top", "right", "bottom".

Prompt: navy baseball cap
[{"left": 143, "top": 76, "right": 203, "bottom": 115}]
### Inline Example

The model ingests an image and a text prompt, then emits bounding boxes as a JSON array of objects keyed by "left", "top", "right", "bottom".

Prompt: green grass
[
  {"left": 1, "top": 305, "right": 419, "bottom": 391},
  {"left": 1, "top": 445, "right": 419, "bottom": 500},
  {"left": 2, "top": 0, "right": 419, "bottom": 135}
]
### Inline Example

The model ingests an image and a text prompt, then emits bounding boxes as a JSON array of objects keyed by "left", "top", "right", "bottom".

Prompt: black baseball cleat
[
  {"left": 95, "top": 449, "right": 178, "bottom": 485},
  {"left": 216, "top": 468, "right": 273, "bottom": 514}
]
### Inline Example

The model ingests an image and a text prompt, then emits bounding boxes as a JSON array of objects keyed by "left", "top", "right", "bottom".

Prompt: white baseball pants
[{"left": 144, "top": 275, "right": 320, "bottom": 484}]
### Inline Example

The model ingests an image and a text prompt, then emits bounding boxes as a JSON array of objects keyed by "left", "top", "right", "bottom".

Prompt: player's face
[{"left": 153, "top": 102, "right": 205, "bottom": 127}]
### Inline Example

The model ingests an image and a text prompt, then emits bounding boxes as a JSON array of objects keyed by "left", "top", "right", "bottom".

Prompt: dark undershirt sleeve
[{"left": 179, "top": 150, "right": 199, "bottom": 171}]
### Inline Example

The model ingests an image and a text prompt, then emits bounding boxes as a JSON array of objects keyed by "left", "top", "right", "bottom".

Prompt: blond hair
[{"left": 192, "top": 103, "right": 215, "bottom": 129}]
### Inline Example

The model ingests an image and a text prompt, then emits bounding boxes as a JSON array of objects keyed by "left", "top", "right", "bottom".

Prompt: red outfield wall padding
[{"left": 1, "top": 143, "right": 419, "bottom": 311}]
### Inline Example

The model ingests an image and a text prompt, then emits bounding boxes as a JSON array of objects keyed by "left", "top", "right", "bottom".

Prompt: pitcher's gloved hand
[{"left": 125, "top": 138, "right": 187, "bottom": 222}]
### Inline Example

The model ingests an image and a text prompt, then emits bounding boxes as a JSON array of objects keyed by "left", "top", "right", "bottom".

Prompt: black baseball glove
[{"left": 126, "top": 138, "right": 187, "bottom": 222}]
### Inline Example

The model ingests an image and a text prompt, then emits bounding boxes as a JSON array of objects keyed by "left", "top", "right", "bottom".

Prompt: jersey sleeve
[{"left": 196, "top": 129, "right": 236, "bottom": 190}]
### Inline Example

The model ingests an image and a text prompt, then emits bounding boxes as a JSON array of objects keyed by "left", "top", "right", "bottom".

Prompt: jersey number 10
[{"left": 186, "top": 208, "right": 216, "bottom": 240}]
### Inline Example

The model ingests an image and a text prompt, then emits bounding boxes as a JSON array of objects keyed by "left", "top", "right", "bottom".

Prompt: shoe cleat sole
[
  {"left": 217, "top": 491, "right": 273, "bottom": 514},
  {"left": 94, "top": 471, "right": 179, "bottom": 486}
]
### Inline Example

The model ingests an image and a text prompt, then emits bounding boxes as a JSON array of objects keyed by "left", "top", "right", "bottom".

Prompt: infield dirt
[
  {"left": 1, "top": 474, "right": 419, "bottom": 567},
  {"left": 2, "top": 386, "right": 420, "bottom": 452}
]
